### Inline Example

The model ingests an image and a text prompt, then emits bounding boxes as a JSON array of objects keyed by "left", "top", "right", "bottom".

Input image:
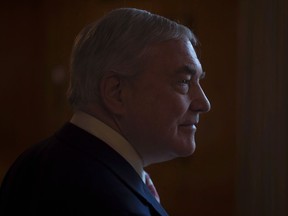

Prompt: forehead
[{"left": 145, "top": 39, "right": 202, "bottom": 75}]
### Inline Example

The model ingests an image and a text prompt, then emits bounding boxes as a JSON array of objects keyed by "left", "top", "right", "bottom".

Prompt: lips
[
  {"left": 179, "top": 120, "right": 198, "bottom": 132},
  {"left": 179, "top": 122, "right": 197, "bottom": 131},
  {"left": 181, "top": 122, "right": 196, "bottom": 126},
  {"left": 180, "top": 121, "right": 198, "bottom": 127},
  {"left": 181, "top": 124, "right": 196, "bottom": 128},
  {"left": 180, "top": 115, "right": 199, "bottom": 126}
]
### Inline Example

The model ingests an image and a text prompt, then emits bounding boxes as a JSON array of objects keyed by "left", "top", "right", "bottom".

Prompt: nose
[{"left": 189, "top": 84, "right": 211, "bottom": 113}]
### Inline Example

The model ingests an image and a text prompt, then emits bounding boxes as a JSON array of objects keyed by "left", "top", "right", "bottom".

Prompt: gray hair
[{"left": 67, "top": 7, "right": 197, "bottom": 108}]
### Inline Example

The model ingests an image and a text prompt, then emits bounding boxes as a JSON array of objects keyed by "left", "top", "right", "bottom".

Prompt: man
[{"left": 0, "top": 7, "right": 210, "bottom": 215}]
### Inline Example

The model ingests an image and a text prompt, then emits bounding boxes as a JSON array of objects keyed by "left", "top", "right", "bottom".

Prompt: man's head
[
  {"left": 67, "top": 7, "right": 196, "bottom": 108},
  {"left": 67, "top": 8, "right": 210, "bottom": 166}
]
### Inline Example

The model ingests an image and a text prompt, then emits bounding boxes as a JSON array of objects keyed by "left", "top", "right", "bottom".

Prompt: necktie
[{"left": 144, "top": 171, "right": 160, "bottom": 203}]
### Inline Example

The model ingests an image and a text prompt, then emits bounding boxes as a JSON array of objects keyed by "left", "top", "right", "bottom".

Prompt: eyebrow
[{"left": 175, "top": 65, "right": 206, "bottom": 79}]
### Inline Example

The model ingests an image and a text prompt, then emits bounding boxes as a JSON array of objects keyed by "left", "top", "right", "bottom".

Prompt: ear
[{"left": 99, "top": 72, "right": 127, "bottom": 115}]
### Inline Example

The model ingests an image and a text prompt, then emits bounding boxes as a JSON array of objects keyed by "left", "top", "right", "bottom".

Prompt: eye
[
  {"left": 174, "top": 79, "right": 192, "bottom": 94},
  {"left": 177, "top": 78, "right": 192, "bottom": 90},
  {"left": 179, "top": 79, "right": 191, "bottom": 85}
]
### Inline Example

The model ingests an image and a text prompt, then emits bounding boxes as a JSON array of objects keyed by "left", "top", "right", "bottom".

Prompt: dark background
[{"left": 1, "top": 0, "right": 287, "bottom": 216}]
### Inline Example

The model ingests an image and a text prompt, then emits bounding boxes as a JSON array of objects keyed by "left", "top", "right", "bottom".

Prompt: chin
[{"left": 174, "top": 142, "right": 196, "bottom": 157}]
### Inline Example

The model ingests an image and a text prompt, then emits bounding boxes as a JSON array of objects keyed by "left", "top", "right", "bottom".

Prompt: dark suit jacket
[{"left": 0, "top": 123, "right": 168, "bottom": 216}]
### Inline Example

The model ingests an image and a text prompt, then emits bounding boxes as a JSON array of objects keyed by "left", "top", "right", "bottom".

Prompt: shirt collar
[{"left": 70, "top": 111, "right": 145, "bottom": 182}]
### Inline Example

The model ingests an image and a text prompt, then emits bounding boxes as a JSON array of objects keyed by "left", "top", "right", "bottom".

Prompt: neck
[{"left": 78, "top": 103, "right": 122, "bottom": 135}]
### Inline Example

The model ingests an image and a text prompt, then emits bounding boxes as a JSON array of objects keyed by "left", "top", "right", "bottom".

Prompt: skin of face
[{"left": 119, "top": 38, "right": 211, "bottom": 166}]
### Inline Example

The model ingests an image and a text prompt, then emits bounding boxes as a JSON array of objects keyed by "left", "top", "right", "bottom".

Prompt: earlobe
[{"left": 100, "top": 72, "right": 126, "bottom": 115}]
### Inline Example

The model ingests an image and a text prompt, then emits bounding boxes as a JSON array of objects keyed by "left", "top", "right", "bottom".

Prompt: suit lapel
[{"left": 55, "top": 123, "right": 168, "bottom": 216}]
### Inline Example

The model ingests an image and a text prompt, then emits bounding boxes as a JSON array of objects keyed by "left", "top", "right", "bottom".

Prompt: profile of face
[{"left": 120, "top": 38, "right": 211, "bottom": 166}]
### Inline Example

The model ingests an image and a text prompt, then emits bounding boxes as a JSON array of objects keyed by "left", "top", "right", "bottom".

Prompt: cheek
[
  {"left": 150, "top": 100, "right": 188, "bottom": 129},
  {"left": 128, "top": 85, "right": 190, "bottom": 127}
]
